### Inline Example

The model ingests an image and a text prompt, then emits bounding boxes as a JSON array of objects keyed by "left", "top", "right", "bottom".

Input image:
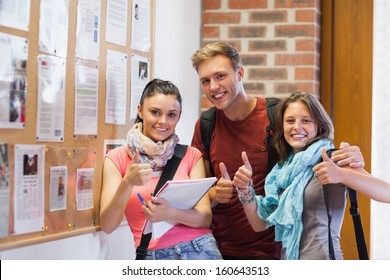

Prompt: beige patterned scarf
[{"left": 124, "top": 123, "right": 179, "bottom": 171}]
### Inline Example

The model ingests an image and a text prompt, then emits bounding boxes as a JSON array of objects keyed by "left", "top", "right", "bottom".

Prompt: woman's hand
[
  {"left": 124, "top": 150, "right": 153, "bottom": 186},
  {"left": 143, "top": 197, "right": 175, "bottom": 223},
  {"left": 233, "top": 151, "right": 253, "bottom": 190},
  {"left": 312, "top": 148, "right": 345, "bottom": 185}
]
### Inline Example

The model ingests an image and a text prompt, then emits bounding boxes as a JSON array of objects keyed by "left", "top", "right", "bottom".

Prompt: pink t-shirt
[{"left": 105, "top": 146, "right": 211, "bottom": 250}]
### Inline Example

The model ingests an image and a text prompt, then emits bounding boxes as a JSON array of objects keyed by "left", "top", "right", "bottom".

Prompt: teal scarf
[{"left": 257, "top": 139, "right": 333, "bottom": 259}]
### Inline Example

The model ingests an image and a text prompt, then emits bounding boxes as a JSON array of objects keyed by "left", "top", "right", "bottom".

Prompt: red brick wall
[{"left": 200, "top": 0, "right": 321, "bottom": 110}]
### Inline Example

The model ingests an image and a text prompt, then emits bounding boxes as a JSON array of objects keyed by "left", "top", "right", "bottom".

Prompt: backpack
[{"left": 199, "top": 97, "right": 280, "bottom": 176}]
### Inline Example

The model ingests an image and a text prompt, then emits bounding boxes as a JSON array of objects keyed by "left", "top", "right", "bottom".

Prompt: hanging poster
[
  {"left": 131, "top": 0, "right": 150, "bottom": 52},
  {"left": 0, "top": 0, "right": 31, "bottom": 31},
  {"left": 0, "top": 33, "right": 28, "bottom": 129},
  {"left": 36, "top": 55, "right": 66, "bottom": 142},
  {"left": 14, "top": 144, "right": 45, "bottom": 235},
  {"left": 75, "top": 0, "right": 101, "bottom": 61},
  {"left": 38, "top": 0, "right": 69, "bottom": 57},
  {"left": 105, "top": 50, "right": 127, "bottom": 125}
]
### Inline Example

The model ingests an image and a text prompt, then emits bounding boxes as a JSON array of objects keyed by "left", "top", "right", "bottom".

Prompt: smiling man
[{"left": 191, "top": 42, "right": 281, "bottom": 260}]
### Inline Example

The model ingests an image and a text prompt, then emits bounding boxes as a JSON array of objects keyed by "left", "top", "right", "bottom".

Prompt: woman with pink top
[{"left": 100, "top": 79, "right": 222, "bottom": 260}]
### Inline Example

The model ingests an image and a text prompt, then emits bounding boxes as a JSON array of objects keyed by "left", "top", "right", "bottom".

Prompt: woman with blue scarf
[{"left": 233, "top": 92, "right": 348, "bottom": 260}]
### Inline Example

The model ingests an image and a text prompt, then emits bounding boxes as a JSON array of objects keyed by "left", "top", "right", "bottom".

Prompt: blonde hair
[{"left": 191, "top": 41, "right": 242, "bottom": 72}]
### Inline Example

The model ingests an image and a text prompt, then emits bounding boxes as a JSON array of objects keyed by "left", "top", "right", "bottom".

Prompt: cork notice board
[{"left": 0, "top": 0, "right": 155, "bottom": 250}]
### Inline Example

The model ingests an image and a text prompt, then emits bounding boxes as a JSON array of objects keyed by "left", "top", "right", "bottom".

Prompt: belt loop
[{"left": 191, "top": 237, "right": 201, "bottom": 252}]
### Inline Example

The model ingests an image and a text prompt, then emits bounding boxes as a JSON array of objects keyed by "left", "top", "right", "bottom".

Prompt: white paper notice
[
  {"left": 105, "top": 50, "right": 127, "bottom": 125},
  {"left": 103, "top": 139, "right": 124, "bottom": 156},
  {"left": 0, "top": 32, "right": 28, "bottom": 129},
  {"left": 143, "top": 177, "right": 217, "bottom": 240},
  {"left": 0, "top": 143, "right": 10, "bottom": 238},
  {"left": 105, "top": 0, "right": 128, "bottom": 46},
  {"left": 36, "top": 55, "right": 66, "bottom": 142},
  {"left": 38, "top": 0, "right": 69, "bottom": 57},
  {"left": 75, "top": 168, "right": 94, "bottom": 210},
  {"left": 130, "top": 54, "right": 149, "bottom": 120},
  {"left": 14, "top": 144, "right": 45, "bottom": 235},
  {"left": 75, "top": 0, "right": 101, "bottom": 60},
  {"left": 49, "top": 166, "right": 67, "bottom": 211},
  {"left": 74, "top": 59, "right": 99, "bottom": 136},
  {"left": 131, "top": 0, "right": 150, "bottom": 52},
  {"left": 0, "top": 0, "right": 31, "bottom": 31}
]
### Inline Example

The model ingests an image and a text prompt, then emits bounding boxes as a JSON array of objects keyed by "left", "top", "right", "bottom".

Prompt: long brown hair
[{"left": 274, "top": 92, "right": 334, "bottom": 163}]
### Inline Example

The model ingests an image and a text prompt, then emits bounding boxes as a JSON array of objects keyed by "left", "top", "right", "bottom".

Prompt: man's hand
[
  {"left": 214, "top": 162, "right": 234, "bottom": 204},
  {"left": 331, "top": 142, "right": 365, "bottom": 168}
]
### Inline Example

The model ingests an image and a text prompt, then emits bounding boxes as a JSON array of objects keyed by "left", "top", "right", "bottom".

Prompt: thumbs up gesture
[
  {"left": 214, "top": 162, "right": 234, "bottom": 204},
  {"left": 312, "top": 148, "right": 342, "bottom": 185},
  {"left": 233, "top": 151, "right": 253, "bottom": 190},
  {"left": 124, "top": 149, "right": 153, "bottom": 186}
]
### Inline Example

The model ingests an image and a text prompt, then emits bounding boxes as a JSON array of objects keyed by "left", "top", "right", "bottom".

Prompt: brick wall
[{"left": 200, "top": 0, "right": 321, "bottom": 110}]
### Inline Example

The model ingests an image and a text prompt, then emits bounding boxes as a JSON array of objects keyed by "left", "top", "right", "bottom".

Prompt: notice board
[{"left": 0, "top": 0, "right": 155, "bottom": 250}]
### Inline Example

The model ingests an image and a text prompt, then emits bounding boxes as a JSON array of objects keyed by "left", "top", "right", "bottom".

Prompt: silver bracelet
[{"left": 237, "top": 182, "right": 256, "bottom": 204}]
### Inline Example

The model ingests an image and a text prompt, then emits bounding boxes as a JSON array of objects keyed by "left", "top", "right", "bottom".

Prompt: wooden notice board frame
[{"left": 0, "top": 0, "right": 155, "bottom": 251}]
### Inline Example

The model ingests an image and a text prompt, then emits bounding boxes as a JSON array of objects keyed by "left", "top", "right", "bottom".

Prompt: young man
[{"left": 190, "top": 41, "right": 365, "bottom": 259}]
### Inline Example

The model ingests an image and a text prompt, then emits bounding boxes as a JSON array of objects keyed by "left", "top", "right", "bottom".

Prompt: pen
[{"left": 137, "top": 193, "right": 146, "bottom": 205}]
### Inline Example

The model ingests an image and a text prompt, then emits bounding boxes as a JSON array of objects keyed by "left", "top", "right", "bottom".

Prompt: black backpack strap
[
  {"left": 322, "top": 185, "right": 336, "bottom": 260},
  {"left": 135, "top": 233, "right": 152, "bottom": 260},
  {"left": 323, "top": 149, "right": 369, "bottom": 260},
  {"left": 200, "top": 99, "right": 280, "bottom": 175},
  {"left": 324, "top": 186, "right": 369, "bottom": 260},
  {"left": 265, "top": 97, "right": 279, "bottom": 132},
  {"left": 135, "top": 144, "right": 188, "bottom": 260},
  {"left": 348, "top": 188, "right": 369, "bottom": 260},
  {"left": 265, "top": 97, "right": 280, "bottom": 173},
  {"left": 200, "top": 107, "right": 216, "bottom": 176}
]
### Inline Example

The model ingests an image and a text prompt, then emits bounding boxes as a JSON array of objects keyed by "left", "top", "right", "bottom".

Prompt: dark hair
[
  {"left": 191, "top": 41, "right": 242, "bottom": 72},
  {"left": 135, "top": 78, "right": 182, "bottom": 123},
  {"left": 274, "top": 92, "right": 334, "bottom": 163}
]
